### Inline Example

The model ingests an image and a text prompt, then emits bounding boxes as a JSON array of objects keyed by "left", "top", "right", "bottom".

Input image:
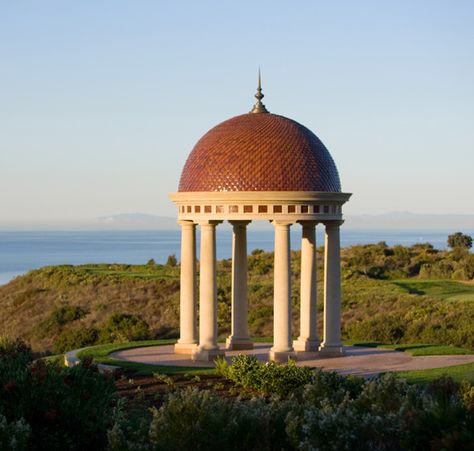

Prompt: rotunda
[{"left": 169, "top": 76, "right": 351, "bottom": 362}]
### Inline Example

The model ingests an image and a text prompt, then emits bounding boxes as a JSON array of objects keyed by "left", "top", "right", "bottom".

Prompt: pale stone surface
[
  {"left": 169, "top": 191, "right": 351, "bottom": 222},
  {"left": 112, "top": 344, "right": 474, "bottom": 378},
  {"left": 294, "top": 221, "right": 320, "bottom": 352},
  {"left": 191, "top": 347, "right": 225, "bottom": 362},
  {"left": 270, "top": 221, "right": 294, "bottom": 360},
  {"left": 174, "top": 343, "right": 198, "bottom": 354},
  {"left": 175, "top": 221, "right": 197, "bottom": 354},
  {"left": 319, "top": 221, "right": 343, "bottom": 353},
  {"left": 193, "top": 221, "right": 223, "bottom": 362},
  {"left": 226, "top": 221, "right": 253, "bottom": 350}
]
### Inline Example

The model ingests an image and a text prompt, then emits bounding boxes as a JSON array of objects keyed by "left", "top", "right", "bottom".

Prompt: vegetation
[
  {"left": 352, "top": 342, "right": 474, "bottom": 356},
  {"left": 448, "top": 231, "right": 473, "bottom": 250},
  {"left": 2, "top": 338, "right": 474, "bottom": 450},
  {"left": 0, "top": 337, "right": 118, "bottom": 451},
  {"left": 397, "top": 362, "right": 474, "bottom": 384},
  {"left": 216, "top": 354, "right": 319, "bottom": 396},
  {"left": 0, "top": 234, "right": 473, "bottom": 355},
  {"left": 108, "top": 357, "right": 474, "bottom": 450}
]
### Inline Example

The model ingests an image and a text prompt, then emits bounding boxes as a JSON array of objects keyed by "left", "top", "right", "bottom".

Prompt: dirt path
[{"left": 112, "top": 344, "right": 474, "bottom": 378}]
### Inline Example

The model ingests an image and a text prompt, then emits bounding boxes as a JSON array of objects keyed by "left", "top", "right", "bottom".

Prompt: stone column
[
  {"left": 270, "top": 221, "right": 296, "bottom": 362},
  {"left": 226, "top": 221, "right": 253, "bottom": 350},
  {"left": 319, "top": 220, "right": 344, "bottom": 356},
  {"left": 175, "top": 220, "right": 198, "bottom": 354},
  {"left": 192, "top": 220, "right": 225, "bottom": 362},
  {"left": 294, "top": 221, "right": 320, "bottom": 352}
]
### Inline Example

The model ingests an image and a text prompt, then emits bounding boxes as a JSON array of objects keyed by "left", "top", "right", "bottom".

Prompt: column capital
[
  {"left": 196, "top": 220, "right": 223, "bottom": 227},
  {"left": 272, "top": 220, "right": 295, "bottom": 227},
  {"left": 297, "top": 220, "right": 319, "bottom": 228},
  {"left": 178, "top": 220, "right": 196, "bottom": 228},
  {"left": 229, "top": 220, "right": 251, "bottom": 228},
  {"left": 323, "top": 219, "right": 344, "bottom": 229}
]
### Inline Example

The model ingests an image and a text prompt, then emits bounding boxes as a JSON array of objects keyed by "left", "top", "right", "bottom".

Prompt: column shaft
[
  {"left": 227, "top": 221, "right": 253, "bottom": 350},
  {"left": 270, "top": 221, "right": 295, "bottom": 362},
  {"left": 319, "top": 221, "right": 344, "bottom": 356},
  {"left": 294, "top": 221, "right": 319, "bottom": 352},
  {"left": 175, "top": 221, "right": 197, "bottom": 354},
  {"left": 193, "top": 221, "right": 225, "bottom": 361}
]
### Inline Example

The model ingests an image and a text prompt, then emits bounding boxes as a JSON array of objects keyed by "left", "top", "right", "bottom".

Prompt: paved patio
[{"left": 111, "top": 343, "right": 474, "bottom": 378}]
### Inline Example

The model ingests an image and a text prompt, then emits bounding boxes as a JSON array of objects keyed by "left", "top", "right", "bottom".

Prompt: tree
[
  {"left": 166, "top": 254, "right": 178, "bottom": 267},
  {"left": 447, "top": 232, "right": 473, "bottom": 250}
]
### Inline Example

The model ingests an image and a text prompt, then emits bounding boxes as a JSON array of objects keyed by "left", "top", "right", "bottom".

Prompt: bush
[
  {"left": 50, "top": 305, "right": 86, "bottom": 325},
  {"left": 217, "top": 355, "right": 314, "bottom": 397},
  {"left": 0, "top": 354, "right": 119, "bottom": 451},
  {"left": 99, "top": 313, "right": 150, "bottom": 343},
  {"left": 419, "top": 261, "right": 455, "bottom": 279},
  {"left": 53, "top": 327, "right": 99, "bottom": 353},
  {"left": 110, "top": 369, "right": 474, "bottom": 451},
  {"left": 35, "top": 305, "right": 87, "bottom": 338},
  {"left": 448, "top": 232, "right": 473, "bottom": 250},
  {"left": 0, "top": 337, "right": 32, "bottom": 361},
  {"left": 0, "top": 414, "right": 31, "bottom": 451},
  {"left": 166, "top": 254, "right": 177, "bottom": 267},
  {"left": 147, "top": 388, "right": 293, "bottom": 451},
  {"left": 345, "top": 314, "right": 407, "bottom": 343}
]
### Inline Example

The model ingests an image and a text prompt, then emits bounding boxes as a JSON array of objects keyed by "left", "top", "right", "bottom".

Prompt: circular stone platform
[{"left": 111, "top": 344, "right": 474, "bottom": 378}]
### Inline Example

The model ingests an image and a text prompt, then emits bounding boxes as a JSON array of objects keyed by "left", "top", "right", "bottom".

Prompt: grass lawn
[
  {"left": 348, "top": 341, "right": 474, "bottom": 382},
  {"left": 81, "top": 266, "right": 179, "bottom": 281},
  {"left": 397, "top": 362, "right": 474, "bottom": 384},
  {"left": 349, "top": 341, "right": 473, "bottom": 356},
  {"left": 393, "top": 279, "right": 474, "bottom": 302},
  {"left": 77, "top": 340, "right": 216, "bottom": 376},
  {"left": 380, "top": 343, "right": 474, "bottom": 356},
  {"left": 41, "top": 354, "right": 65, "bottom": 365}
]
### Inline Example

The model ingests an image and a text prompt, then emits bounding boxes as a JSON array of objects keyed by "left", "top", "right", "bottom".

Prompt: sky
[{"left": 1, "top": 1, "right": 473, "bottom": 226}]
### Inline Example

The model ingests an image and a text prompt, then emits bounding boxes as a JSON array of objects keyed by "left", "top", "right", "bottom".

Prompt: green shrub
[
  {"left": 419, "top": 261, "right": 455, "bottom": 279},
  {"left": 98, "top": 313, "right": 150, "bottom": 343},
  {"left": 35, "top": 305, "right": 87, "bottom": 338},
  {"left": 50, "top": 305, "right": 86, "bottom": 325},
  {"left": 53, "top": 327, "right": 99, "bottom": 353},
  {"left": 248, "top": 250, "right": 273, "bottom": 275},
  {"left": 448, "top": 232, "right": 473, "bottom": 250},
  {"left": 345, "top": 314, "right": 407, "bottom": 343},
  {"left": 0, "top": 414, "right": 31, "bottom": 451},
  {"left": 218, "top": 355, "right": 314, "bottom": 397},
  {"left": 0, "top": 337, "right": 32, "bottom": 361},
  {"left": 458, "top": 254, "right": 474, "bottom": 280},
  {"left": 0, "top": 354, "right": 119, "bottom": 451},
  {"left": 147, "top": 388, "right": 293, "bottom": 451},
  {"left": 166, "top": 254, "right": 177, "bottom": 267},
  {"left": 109, "top": 370, "right": 474, "bottom": 451},
  {"left": 302, "top": 369, "right": 364, "bottom": 406}
]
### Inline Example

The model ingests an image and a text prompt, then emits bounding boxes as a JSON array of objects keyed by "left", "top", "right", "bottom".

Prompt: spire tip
[{"left": 250, "top": 68, "right": 269, "bottom": 114}]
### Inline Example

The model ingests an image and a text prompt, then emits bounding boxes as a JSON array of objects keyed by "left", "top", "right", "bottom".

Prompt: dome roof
[{"left": 178, "top": 112, "right": 341, "bottom": 193}]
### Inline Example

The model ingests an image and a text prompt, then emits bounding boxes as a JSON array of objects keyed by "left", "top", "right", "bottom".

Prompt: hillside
[{"left": 1, "top": 241, "right": 473, "bottom": 353}]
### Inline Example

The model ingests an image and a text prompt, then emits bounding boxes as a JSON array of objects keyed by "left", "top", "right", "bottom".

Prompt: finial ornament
[{"left": 250, "top": 68, "right": 269, "bottom": 113}]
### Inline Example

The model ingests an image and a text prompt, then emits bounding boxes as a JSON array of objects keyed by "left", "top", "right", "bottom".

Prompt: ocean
[{"left": 0, "top": 229, "right": 469, "bottom": 285}]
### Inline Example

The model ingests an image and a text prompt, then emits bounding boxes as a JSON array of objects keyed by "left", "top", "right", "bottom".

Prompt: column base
[
  {"left": 293, "top": 339, "right": 320, "bottom": 353},
  {"left": 226, "top": 336, "right": 254, "bottom": 350},
  {"left": 269, "top": 349, "right": 296, "bottom": 363},
  {"left": 318, "top": 345, "right": 345, "bottom": 357},
  {"left": 174, "top": 342, "right": 198, "bottom": 354},
  {"left": 192, "top": 347, "right": 226, "bottom": 362}
]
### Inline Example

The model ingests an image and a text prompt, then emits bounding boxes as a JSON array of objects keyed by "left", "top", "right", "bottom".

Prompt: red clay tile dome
[{"left": 178, "top": 112, "right": 341, "bottom": 192}]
